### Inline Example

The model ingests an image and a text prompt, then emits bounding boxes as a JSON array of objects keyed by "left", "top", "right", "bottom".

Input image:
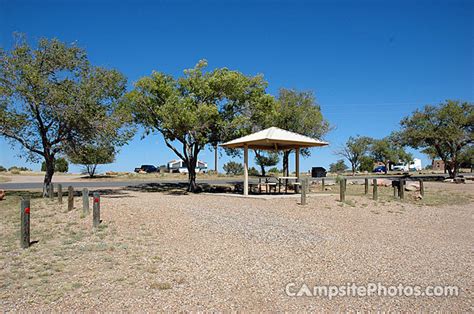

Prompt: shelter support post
[
  {"left": 295, "top": 147, "right": 300, "bottom": 193},
  {"left": 244, "top": 144, "right": 249, "bottom": 196}
]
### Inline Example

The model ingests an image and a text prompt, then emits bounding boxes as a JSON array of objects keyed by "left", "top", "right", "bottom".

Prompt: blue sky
[{"left": 1, "top": 0, "right": 473, "bottom": 173}]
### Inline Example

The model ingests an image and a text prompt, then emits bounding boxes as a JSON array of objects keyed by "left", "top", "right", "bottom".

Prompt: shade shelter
[{"left": 220, "top": 127, "right": 329, "bottom": 195}]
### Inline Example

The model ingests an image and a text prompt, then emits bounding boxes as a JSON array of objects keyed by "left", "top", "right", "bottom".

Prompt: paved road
[
  {"left": 0, "top": 179, "right": 245, "bottom": 190},
  {"left": 0, "top": 173, "right": 457, "bottom": 190}
]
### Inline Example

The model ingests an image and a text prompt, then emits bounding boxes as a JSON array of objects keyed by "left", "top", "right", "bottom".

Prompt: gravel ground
[{"left": 1, "top": 183, "right": 473, "bottom": 311}]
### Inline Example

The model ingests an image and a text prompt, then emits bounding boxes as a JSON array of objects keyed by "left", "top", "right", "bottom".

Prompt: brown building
[{"left": 432, "top": 159, "right": 445, "bottom": 171}]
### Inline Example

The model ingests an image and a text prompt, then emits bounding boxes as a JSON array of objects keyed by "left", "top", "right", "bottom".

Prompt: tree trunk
[
  {"left": 214, "top": 145, "right": 218, "bottom": 173},
  {"left": 43, "top": 157, "right": 55, "bottom": 197},
  {"left": 187, "top": 157, "right": 199, "bottom": 192},
  {"left": 254, "top": 150, "right": 266, "bottom": 176},
  {"left": 446, "top": 160, "right": 458, "bottom": 178},
  {"left": 87, "top": 165, "right": 98, "bottom": 178},
  {"left": 260, "top": 165, "right": 266, "bottom": 177},
  {"left": 283, "top": 151, "right": 290, "bottom": 176}
]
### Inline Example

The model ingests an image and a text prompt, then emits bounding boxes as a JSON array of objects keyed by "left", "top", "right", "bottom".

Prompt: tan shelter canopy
[
  {"left": 220, "top": 127, "right": 329, "bottom": 195},
  {"left": 220, "top": 127, "right": 328, "bottom": 150}
]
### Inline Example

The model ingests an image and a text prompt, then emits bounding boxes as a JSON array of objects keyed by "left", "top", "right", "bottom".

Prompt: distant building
[
  {"left": 432, "top": 159, "right": 445, "bottom": 171},
  {"left": 167, "top": 159, "right": 208, "bottom": 173}
]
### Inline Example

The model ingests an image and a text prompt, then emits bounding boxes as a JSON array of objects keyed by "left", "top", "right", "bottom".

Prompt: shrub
[
  {"left": 268, "top": 167, "right": 280, "bottom": 174},
  {"left": 248, "top": 167, "right": 260, "bottom": 176},
  {"left": 0, "top": 166, "right": 6, "bottom": 172},
  {"left": 8, "top": 166, "right": 30, "bottom": 172}
]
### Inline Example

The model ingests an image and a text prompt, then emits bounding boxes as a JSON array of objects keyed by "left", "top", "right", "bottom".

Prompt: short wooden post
[
  {"left": 373, "top": 179, "right": 378, "bottom": 201},
  {"left": 82, "top": 188, "right": 89, "bottom": 214},
  {"left": 364, "top": 178, "right": 369, "bottom": 195},
  {"left": 48, "top": 184, "right": 54, "bottom": 200},
  {"left": 93, "top": 192, "right": 100, "bottom": 227},
  {"left": 67, "top": 186, "right": 74, "bottom": 211},
  {"left": 344, "top": 178, "right": 347, "bottom": 192},
  {"left": 321, "top": 178, "right": 325, "bottom": 191},
  {"left": 20, "top": 197, "right": 30, "bottom": 249},
  {"left": 419, "top": 179, "right": 424, "bottom": 197},
  {"left": 339, "top": 178, "right": 345, "bottom": 202},
  {"left": 301, "top": 179, "right": 307, "bottom": 205},
  {"left": 399, "top": 179, "right": 405, "bottom": 200},
  {"left": 393, "top": 186, "right": 397, "bottom": 198},
  {"left": 57, "top": 184, "right": 63, "bottom": 204}
]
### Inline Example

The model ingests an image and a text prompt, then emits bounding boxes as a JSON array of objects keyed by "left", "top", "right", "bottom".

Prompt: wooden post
[
  {"left": 339, "top": 178, "right": 345, "bottom": 202},
  {"left": 67, "top": 186, "right": 74, "bottom": 211},
  {"left": 49, "top": 184, "right": 54, "bottom": 200},
  {"left": 393, "top": 186, "right": 397, "bottom": 198},
  {"left": 373, "top": 179, "right": 378, "bottom": 200},
  {"left": 82, "top": 188, "right": 89, "bottom": 214},
  {"left": 93, "top": 192, "right": 100, "bottom": 227},
  {"left": 243, "top": 144, "right": 248, "bottom": 196},
  {"left": 321, "top": 178, "right": 325, "bottom": 191},
  {"left": 57, "top": 184, "right": 63, "bottom": 204},
  {"left": 344, "top": 178, "right": 347, "bottom": 192},
  {"left": 364, "top": 178, "right": 369, "bottom": 195},
  {"left": 301, "top": 178, "right": 307, "bottom": 205},
  {"left": 419, "top": 179, "right": 424, "bottom": 197},
  {"left": 20, "top": 197, "right": 30, "bottom": 249},
  {"left": 399, "top": 179, "right": 405, "bottom": 200}
]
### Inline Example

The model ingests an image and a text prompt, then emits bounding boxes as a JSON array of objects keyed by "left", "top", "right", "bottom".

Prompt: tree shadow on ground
[
  {"left": 91, "top": 189, "right": 137, "bottom": 198},
  {"left": 125, "top": 182, "right": 240, "bottom": 195},
  {"left": 4, "top": 190, "right": 44, "bottom": 199}
]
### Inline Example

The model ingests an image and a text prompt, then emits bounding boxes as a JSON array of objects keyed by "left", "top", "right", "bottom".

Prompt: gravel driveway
[{"left": 1, "top": 184, "right": 473, "bottom": 311}]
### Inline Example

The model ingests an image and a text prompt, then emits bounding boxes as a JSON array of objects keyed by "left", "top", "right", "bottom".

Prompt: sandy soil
[{"left": 1, "top": 183, "right": 473, "bottom": 311}]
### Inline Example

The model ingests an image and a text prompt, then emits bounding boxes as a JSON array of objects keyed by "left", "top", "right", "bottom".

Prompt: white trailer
[{"left": 392, "top": 158, "right": 422, "bottom": 171}]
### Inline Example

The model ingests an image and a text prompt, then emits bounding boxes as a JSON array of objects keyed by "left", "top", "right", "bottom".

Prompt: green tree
[
  {"left": 274, "top": 89, "right": 330, "bottom": 176},
  {"left": 329, "top": 159, "right": 348, "bottom": 173},
  {"left": 0, "top": 36, "right": 131, "bottom": 195},
  {"left": 370, "top": 137, "right": 412, "bottom": 174},
  {"left": 399, "top": 100, "right": 473, "bottom": 178},
  {"left": 254, "top": 150, "right": 279, "bottom": 176},
  {"left": 336, "top": 136, "right": 372, "bottom": 174},
  {"left": 41, "top": 157, "right": 68, "bottom": 173},
  {"left": 126, "top": 60, "right": 269, "bottom": 192},
  {"left": 223, "top": 161, "right": 244, "bottom": 175},
  {"left": 68, "top": 143, "right": 115, "bottom": 177},
  {"left": 358, "top": 155, "right": 376, "bottom": 172},
  {"left": 458, "top": 145, "right": 474, "bottom": 171}
]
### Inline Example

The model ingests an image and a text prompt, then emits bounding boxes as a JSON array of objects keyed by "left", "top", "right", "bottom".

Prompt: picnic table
[
  {"left": 277, "top": 176, "right": 300, "bottom": 194},
  {"left": 256, "top": 176, "right": 279, "bottom": 194}
]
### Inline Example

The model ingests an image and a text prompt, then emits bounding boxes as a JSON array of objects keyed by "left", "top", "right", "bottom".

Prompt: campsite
[{"left": 1, "top": 0, "right": 473, "bottom": 311}]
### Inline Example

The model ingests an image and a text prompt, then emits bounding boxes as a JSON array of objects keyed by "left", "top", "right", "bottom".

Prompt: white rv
[
  {"left": 392, "top": 158, "right": 422, "bottom": 172},
  {"left": 167, "top": 159, "right": 208, "bottom": 173}
]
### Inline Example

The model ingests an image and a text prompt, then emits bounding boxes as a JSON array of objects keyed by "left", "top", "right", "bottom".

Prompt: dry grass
[
  {"left": 0, "top": 182, "right": 472, "bottom": 311},
  {"left": 310, "top": 181, "right": 473, "bottom": 206},
  {"left": 0, "top": 176, "right": 12, "bottom": 183}
]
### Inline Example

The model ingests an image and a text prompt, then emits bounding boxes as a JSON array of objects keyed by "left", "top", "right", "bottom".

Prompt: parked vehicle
[
  {"left": 392, "top": 158, "right": 423, "bottom": 172},
  {"left": 167, "top": 159, "right": 208, "bottom": 173},
  {"left": 134, "top": 165, "right": 157, "bottom": 173},
  {"left": 373, "top": 166, "right": 386, "bottom": 173},
  {"left": 311, "top": 167, "right": 327, "bottom": 178}
]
